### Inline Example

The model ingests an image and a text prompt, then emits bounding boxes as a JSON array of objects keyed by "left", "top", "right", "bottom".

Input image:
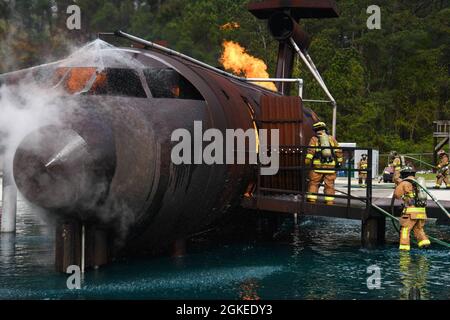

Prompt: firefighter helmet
[
  {"left": 400, "top": 166, "right": 416, "bottom": 179},
  {"left": 437, "top": 149, "right": 447, "bottom": 157},
  {"left": 390, "top": 150, "right": 398, "bottom": 158},
  {"left": 313, "top": 121, "right": 327, "bottom": 132}
]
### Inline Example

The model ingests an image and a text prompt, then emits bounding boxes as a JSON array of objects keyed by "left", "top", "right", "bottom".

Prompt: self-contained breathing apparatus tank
[
  {"left": 318, "top": 132, "right": 333, "bottom": 163},
  {"left": 415, "top": 177, "right": 428, "bottom": 207},
  {"left": 400, "top": 155, "right": 406, "bottom": 167}
]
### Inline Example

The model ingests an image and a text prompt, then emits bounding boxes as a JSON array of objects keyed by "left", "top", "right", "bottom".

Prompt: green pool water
[{"left": 0, "top": 197, "right": 449, "bottom": 300}]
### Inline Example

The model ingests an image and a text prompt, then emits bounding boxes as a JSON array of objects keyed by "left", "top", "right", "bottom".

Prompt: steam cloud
[{"left": 0, "top": 39, "right": 145, "bottom": 244}]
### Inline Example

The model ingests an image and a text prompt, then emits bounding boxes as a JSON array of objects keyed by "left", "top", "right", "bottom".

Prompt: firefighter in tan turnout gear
[
  {"left": 305, "top": 122, "right": 343, "bottom": 205},
  {"left": 357, "top": 154, "right": 368, "bottom": 188},
  {"left": 394, "top": 166, "right": 431, "bottom": 251},
  {"left": 435, "top": 149, "right": 449, "bottom": 189},
  {"left": 390, "top": 151, "right": 402, "bottom": 185}
]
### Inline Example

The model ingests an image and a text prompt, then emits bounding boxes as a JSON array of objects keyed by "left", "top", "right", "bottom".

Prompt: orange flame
[
  {"left": 220, "top": 41, "right": 276, "bottom": 91},
  {"left": 220, "top": 22, "right": 240, "bottom": 30},
  {"left": 57, "top": 67, "right": 96, "bottom": 94}
]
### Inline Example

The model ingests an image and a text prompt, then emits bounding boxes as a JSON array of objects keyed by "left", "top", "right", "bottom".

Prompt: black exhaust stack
[{"left": 248, "top": 0, "right": 338, "bottom": 95}]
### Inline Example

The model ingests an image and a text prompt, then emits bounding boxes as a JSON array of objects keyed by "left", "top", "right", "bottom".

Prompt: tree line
[{"left": 0, "top": 0, "right": 448, "bottom": 153}]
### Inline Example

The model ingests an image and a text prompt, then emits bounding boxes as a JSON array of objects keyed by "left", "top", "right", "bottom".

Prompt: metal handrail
[
  {"left": 245, "top": 78, "right": 303, "bottom": 97},
  {"left": 257, "top": 145, "right": 374, "bottom": 218}
]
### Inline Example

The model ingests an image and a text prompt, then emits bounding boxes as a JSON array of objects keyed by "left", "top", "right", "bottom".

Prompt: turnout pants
[
  {"left": 359, "top": 173, "right": 367, "bottom": 187},
  {"left": 393, "top": 169, "right": 401, "bottom": 186},
  {"left": 399, "top": 211, "right": 430, "bottom": 250},
  {"left": 307, "top": 171, "right": 336, "bottom": 203},
  {"left": 435, "top": 173, "right": 449, "bottom": 188}
]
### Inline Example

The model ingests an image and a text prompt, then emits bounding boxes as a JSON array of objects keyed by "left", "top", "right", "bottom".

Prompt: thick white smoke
[
  {"left": 0, "top": 39, "right": 132, "bottom": 171},
  {"left": 0, "top": 80, "right": 65, "bottom": 170},
  {"left": 0, "top": 39, "right": 146, "bottom": 243}
]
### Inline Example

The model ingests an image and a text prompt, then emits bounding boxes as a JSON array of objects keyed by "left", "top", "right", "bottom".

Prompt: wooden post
[
  {"left": 93, "top": 228, "right": 109, "bottom": 268},
  {"left": 85, "top": 225, "right": 109, "bottom": 270},
  {"left": 56, "top": 222, "right": 110, "bottom": 272},
  {"left": 55, "top": 220, "right": 81, "bottom": 273},
  {"left": 172, "top": 239, "right": 186, "bottom": 258},
  {"left": 361, "top": 216, "right": 386, "bottom": 248}
]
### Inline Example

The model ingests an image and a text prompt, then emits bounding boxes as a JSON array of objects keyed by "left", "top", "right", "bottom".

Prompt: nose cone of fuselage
[{"left": 13, "top": 111, "right": 116, "bottom": 212}]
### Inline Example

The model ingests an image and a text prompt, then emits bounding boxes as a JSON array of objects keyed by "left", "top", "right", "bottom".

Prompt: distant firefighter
[
  {"left": 435, "top": 149, "right": 449, "bottom": 189},
  {"left": 305, "top": 121, "right": 343, "bottom": 205},
  {"left": 394, "top": 167, "right": 430, "bottom": 251},
  {"left": 390, "top": 151, "right": 402, "bottom": 186},
  {"left": 357, "top": 154, "right": 368, "bottom": 188}
]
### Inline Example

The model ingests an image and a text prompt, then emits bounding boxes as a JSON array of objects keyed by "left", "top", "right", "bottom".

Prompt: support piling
[
  {"left": 172, "top": 239, "right": 187, "bottom": 258},
  {"left": 361, "top": 216, "right": 386, "bottom": 248},
  {"left": 55, "top": 220, "right": 81, "bottom": 273},
  {"left": 1, "top": 157, "right": 17, "bottom": 234},
  {"left": 55, "top": 221, "right": 109, "bottom": 273}
]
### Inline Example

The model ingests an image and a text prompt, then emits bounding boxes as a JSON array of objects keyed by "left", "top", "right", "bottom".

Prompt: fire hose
[
  {"left": 332, "top": 188, "right": 450, "bottom": 248},
  {"left": 403, "top": 155, "right": 436, "bottom": 169},
  {"left": 402, "top": 155, "right": 449, "bottom": 177},
  {"left": 402, "top": 178, "right": 450, "bottom": 219}
]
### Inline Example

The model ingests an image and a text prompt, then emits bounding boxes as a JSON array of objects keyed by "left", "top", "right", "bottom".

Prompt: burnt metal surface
[
  {"left": 248, "top": 0, "right": 339, "bottom": 20},
  {"left": 14, "top": 102, "right": 117, "bottom": 214},
  {"left": 258, "top": 96, "right": 312, "bottom": 192},
  {"left": 10, "top": 46, "right": 322, "bottom": 257}
]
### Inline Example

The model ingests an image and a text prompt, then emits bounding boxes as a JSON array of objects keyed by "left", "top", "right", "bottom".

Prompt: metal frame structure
[
  {"left": 256, "top": 145, "right": 373, "bottom": 219},
  {"left": 290, "top": 38, "right": 337, "bottom": 137},
  {"left": 433, "top": 120, "right": 450, "bottom": 170},
  {"left": 245, "top": 78, "right": 303, "bottom": 97}
]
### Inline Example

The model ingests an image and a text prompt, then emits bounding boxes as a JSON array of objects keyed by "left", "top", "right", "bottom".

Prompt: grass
[{"left": 416, "top": 173, "right": 437, "bottom": 181}]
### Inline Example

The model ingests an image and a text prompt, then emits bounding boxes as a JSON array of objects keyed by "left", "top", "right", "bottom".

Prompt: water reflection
[
  {"left": 1, "top": 201, "right": 449, "bottom": 299},
  {"left": 399, "top": 252, "right": 430, "bottom": 300},
  {"left": 291, "top": 223, "right": 304, "bottom": 257},
  {"left": 239, "top": 278, "right": 260, "bottom": 300},
  {"left": 0, "top": 233, "right": 16, "bottom": 266}
]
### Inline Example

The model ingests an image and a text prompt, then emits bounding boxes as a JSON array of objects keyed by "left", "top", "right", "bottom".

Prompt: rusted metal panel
[
  {"left": 248, "top": 0, "right": 339, "bottom": 20},
  {"left": 258, "top": 96, "right": 303, "bottom": 192},
  {"left": 259, "top": 96, "right": 303, "bottom": 144}
]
